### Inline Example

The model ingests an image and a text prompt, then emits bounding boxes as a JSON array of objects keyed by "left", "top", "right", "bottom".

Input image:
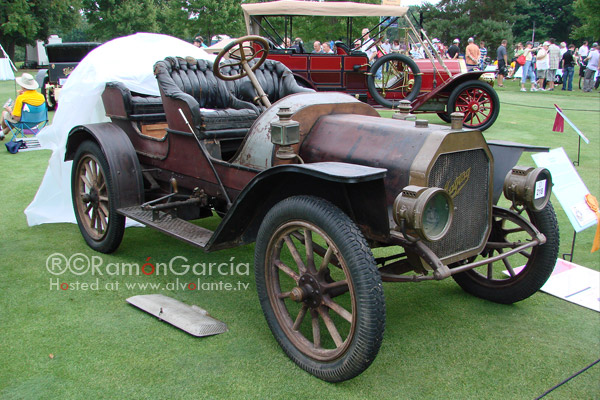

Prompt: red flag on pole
[{"left": 553, "top": 104, "right": 564, "bottom": 132}]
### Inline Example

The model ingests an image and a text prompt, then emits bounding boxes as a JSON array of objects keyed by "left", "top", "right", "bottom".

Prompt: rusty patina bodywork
[{"left": 65, "top": 42, "right": 558, "bottom": 382}]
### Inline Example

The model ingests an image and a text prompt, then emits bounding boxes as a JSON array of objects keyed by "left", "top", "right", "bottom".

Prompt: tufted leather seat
[{"left": 154, "top": 56, "right": 312, "bottom": 140}]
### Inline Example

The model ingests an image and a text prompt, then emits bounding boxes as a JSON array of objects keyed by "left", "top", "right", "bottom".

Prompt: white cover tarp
[{"left": 25, "top": 33, "right": 215, "bottom": 226}]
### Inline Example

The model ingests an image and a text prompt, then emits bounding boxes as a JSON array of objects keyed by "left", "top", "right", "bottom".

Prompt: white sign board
[
  {"left": 532, "top": 147, "right": 596, "bottom": 233},
  {"left": 507, "top": 259, "right": 599, "bottom": 312}
]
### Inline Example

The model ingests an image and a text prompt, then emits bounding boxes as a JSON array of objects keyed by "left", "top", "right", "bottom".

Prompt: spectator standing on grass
[
  {"left": 547, "top": 38, "right": 561, "bottom": 91},
  {"left": 497, "top": 40, "right": 508, "bottom": 87},
  {"left": 447, "top": 39, "right": 460, "bottom": 59},
  {"left": 509, "top": 42, "right": 524, "bottom": 79},
  {"left": 479, "top": 41, "right": 487, "bottom": 69},
  {"left": 578, "top": 41, "right": 589, "bottom": 61},
  {"left": 583, "top": 42, "right": 599, "bottom": 92},
  {"left": 520, "top": 42, "right": 538, "bottom": 92},
  {"left": 381, "top": 39, "right": 391, "bottom": 55},
  {"left": 561, "top": 44, "right": 576, "bottom": 91},
  {"left": 465, "top": 38, "right": 480, "bottom": 71},
  {"left": 560, "top": 42, "right": 568, "bottom": 57},
  {"left": 536, "top": 42, "right": 549, "bottom": 90}
]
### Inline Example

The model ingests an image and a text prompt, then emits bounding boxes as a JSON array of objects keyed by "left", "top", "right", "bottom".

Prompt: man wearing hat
[
  {"left": 447, "top": 38, "right": 460, "bottom": 59},
  {"left": 193, "top": 36, "right": 207, "bottom": 48},
  {"left": 1, "top": 72, "right": 45, "bottom": 140}
]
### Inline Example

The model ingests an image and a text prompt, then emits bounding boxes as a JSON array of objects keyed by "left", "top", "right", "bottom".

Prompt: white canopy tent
[
  {"left": 25, "top": 33, "right": 215, "bottom": 226},
  {"left": 0, "top": 43, "right": 16, "bottom": 81}
]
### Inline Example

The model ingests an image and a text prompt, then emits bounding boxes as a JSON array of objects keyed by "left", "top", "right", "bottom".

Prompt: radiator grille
[{"left": 426, "top": 149, "right": 490, "bottom": 261}]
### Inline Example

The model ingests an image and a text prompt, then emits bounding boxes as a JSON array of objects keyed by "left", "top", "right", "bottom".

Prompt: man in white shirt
[
  {"left": 583, "top": 42, "right": 599, "bottom": 92},
  {"left": 381, "top": 39, "right": 391, "bottom": 55},
  {"left": 578, "top": 41, "right": 589, "bottom": 60},
  {"left": 360, "top": 28, "right": 376, "bottom": 62}
]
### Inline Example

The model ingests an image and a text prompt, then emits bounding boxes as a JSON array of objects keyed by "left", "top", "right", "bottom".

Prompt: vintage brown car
[{"left": 66, "top": 36, "right": 559, "bottom": 382}]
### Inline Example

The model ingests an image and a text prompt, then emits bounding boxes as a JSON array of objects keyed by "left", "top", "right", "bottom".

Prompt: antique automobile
[
  {"left": 66, "top": 36, "right": 558, "bottom": 382},
  {"left": 241, "top": 0, "right": 499, "bottom": 131},
  {"left": 35, "top": 42, "right": 100, "bottom": 110}
]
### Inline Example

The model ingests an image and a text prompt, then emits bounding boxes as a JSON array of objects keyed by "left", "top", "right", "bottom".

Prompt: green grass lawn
[{"left": 1, "top": 73, "right": 599, "bottom": 399}]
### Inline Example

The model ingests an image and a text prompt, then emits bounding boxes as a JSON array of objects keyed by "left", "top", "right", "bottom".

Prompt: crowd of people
[
  {"left": 509, "top": 39, "right": 599, "bottom": 92},
  {"left": 280, "top": 33, "right": 599, "bottom": 93}
]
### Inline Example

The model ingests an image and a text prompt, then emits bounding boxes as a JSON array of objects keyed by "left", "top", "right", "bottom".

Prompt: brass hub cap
[{"left": 290, "top": 275, "right": 323, "bottom": 308}]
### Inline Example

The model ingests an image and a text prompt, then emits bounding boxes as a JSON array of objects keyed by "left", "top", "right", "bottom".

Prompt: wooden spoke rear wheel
[{"left": 72, "top": 141, "right": 124, "bottom": 253}]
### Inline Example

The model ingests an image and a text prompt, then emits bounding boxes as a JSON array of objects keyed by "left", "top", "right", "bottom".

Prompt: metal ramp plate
[
  {"left": 118, "top": 206, "right": 213, "bottom": 248},
  {"left": 127, "top": 294, "right": 228, "bottom": 337}
]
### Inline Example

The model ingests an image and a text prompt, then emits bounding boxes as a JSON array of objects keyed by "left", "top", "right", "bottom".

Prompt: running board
[{"left": 118, "top": 206, "right": 213, "bottom": 248}]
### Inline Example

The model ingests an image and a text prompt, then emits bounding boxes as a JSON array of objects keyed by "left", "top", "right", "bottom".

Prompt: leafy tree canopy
[
  {"left": 572, "top": 0, "right": 600, "bottom": 40},
  {"left": 0, "top": 0, "right": 81, "bottom": 60}
]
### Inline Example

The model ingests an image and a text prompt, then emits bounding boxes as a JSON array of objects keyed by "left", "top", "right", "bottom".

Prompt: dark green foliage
[
  {"left": 418, "top": 0, "right": 583, "bottom": 56},
  {"left": 0, "top": 0, "right": 82, "bottom": 60},
  {"left": 572, "top": 0, "right": 600, "bottom": 40},
  {"left": 82, "top": 0, "right": 161, "bottom": 41}
]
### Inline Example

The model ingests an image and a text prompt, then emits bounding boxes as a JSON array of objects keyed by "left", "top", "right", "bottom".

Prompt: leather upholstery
[
  {"left": 103, "top": 81, "right": 165, "bottom": 123},
  {"left": 154, "top": 56, "right": 313, "bottom": 139}
]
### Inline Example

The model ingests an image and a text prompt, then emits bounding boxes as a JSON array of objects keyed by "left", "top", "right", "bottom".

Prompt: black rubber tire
[
  {"left": 71, "top": 141, "right": 125, "bottom": 253},
  {"left": 255, "top": 196, "right": 385, "bottom": 382},
  {"left": 452, "top": 202, "right": 559, "bottom": 304},
  {"left": 367, "top": 53, "right": 422, "bottom": 107},
  {"left": 447, "top": 80, "right": 500, "bottom": 131},
  {"left": 42, "top": 77, "right": 56, "bottom": 111},
  {"left": 437, "top": 112, "right": 451, "bottom": 123}
]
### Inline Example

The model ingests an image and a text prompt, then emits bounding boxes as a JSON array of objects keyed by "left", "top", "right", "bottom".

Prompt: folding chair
[{"left": 6, "top": 103, "right": 48, "bottom": 150}]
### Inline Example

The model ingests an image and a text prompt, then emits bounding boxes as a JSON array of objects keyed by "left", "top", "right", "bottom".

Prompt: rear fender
[
  {"left": 65, "top": 123, "right": 144, "bottom": 208},
  {"left": 206, "top": 162, "right": 389, "bottom": 251}
]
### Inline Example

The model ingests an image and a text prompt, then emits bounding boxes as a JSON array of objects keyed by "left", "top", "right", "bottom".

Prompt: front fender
[
  {"left": 65, "top": 123, "right": 144, "bottom": 209},
  {"left": 206, "top": 162, "right": 389, "bottom": 251},
  {"left": 35, "top": 69, "right": 48, "bottom": 88}
]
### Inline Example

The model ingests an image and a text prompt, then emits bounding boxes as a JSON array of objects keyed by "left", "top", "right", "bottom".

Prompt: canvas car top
[{"left": 243, "top": 0, "right": 408, "bottom": 35}]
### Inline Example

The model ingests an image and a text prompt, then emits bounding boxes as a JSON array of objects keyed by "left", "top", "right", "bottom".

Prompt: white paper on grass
[
  {"left": 25, "top": 33, "right": 215, "bottom": 227},
  {"left": 532, "top": 147, "right": 596, "bottom": 233}
]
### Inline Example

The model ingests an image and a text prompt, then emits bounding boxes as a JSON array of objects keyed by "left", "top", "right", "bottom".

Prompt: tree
[
  {"left": 512, "top": 0, "right": 578, "bottom": 44},
  {"left": 418, "top": 0, "right": 516, "bottom": 51},
  {"left": 0, "top": 0, "right": 82, "bottom": 60},
  {"left": 572, "top": 0, "right": 600, "bottom": 40},
  {"left": 159, "top": 0, "right": 246, "bottom": 43},
  {"left": 82, "top": 0, "right": 161, "bottom": 41}
]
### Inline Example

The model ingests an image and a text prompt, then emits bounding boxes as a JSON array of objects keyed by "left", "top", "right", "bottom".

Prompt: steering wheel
[
  {"left": 213, "top": 35, "right": 269, "bottom": 78},
  {"left": 213, "top": 36, "right": 271, "bottom": 107}
]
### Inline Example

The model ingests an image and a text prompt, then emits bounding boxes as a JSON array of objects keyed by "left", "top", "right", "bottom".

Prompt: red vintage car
[{"left": 241, "top": 1, "right": 499, "bottom": 130}]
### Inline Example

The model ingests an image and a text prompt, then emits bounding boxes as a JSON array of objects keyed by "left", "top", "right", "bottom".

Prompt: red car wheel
[{"left": 448, "top": 81, "right": 499, "bottom": 131}]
